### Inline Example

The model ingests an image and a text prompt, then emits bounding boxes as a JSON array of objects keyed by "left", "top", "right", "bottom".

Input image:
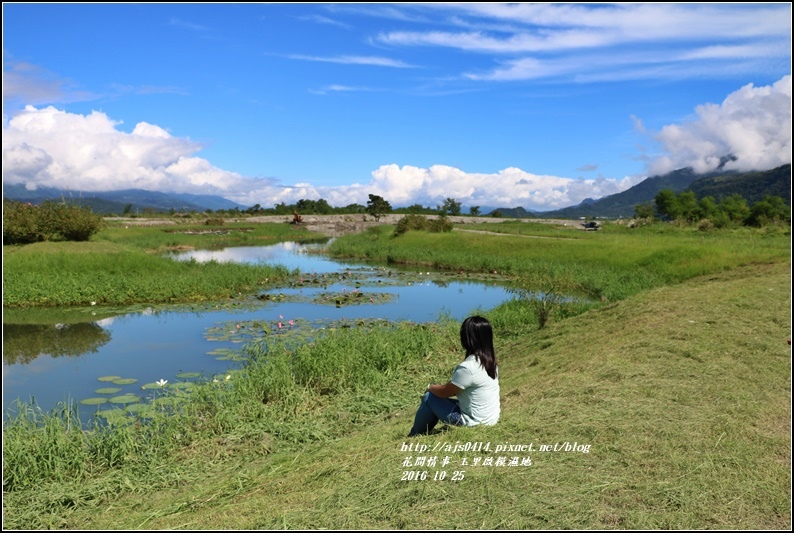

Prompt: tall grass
[
  {"left": 2, "top": 260, "right": 790, "bottom": 529},
  {"left": 326, "top": 222, "right": 790, "bottom": 301},
  {"left": 2, "top": 242, "right": 295, "bottom": 307},
  {"left": 2, "top": 319, "right": 463, "bottom": 527},
  {"left": 1, "top": 220, "right": 323, "bottom": 307}
]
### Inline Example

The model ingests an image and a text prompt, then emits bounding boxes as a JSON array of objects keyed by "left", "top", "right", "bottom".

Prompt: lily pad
[
  {"left": 141, "top": 382, "right": 168, "bottom": 390},
  {"left": 109, "top": 394, "right": 140, "bottom": 404},
  {"left": 112, "top": 378, "right": 138, "bottom": 385},
  {"left": 95, "top": 387, "right": 122, "bottom": 394},
  {"left": 175, "top": 372, "right": 201, "bottom": 379},
  {"left": 98, "top": 375, "right": 123, "bottom": 382},
  {"left": 207, "top": 347, "right": 235, "bottom": 356},
  {"left": 80, "top": 397, "right": 109, "bottom": 406}
]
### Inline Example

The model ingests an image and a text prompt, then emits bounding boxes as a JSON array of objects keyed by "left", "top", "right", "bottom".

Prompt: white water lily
[
  {"left": 156, "top": 379, "right": 168, "bottom": 387},
  {"left": 225, "top": 375, "right": 231, "bottom": 380}
]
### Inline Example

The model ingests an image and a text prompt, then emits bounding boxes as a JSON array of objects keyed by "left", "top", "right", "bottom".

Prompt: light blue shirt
[{"left": 450, "top": 354, "right": 500, "bottom": 426}]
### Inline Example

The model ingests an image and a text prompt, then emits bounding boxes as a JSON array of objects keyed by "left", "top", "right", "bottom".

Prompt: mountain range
[
  {"left": 1, "top": 185, "right": 247, "bottom": 214},
  {"left": 502, "top": 164, "right": 791, "bottom": 219},
  {"left": 3, "top": 164, "right": 790, "bottom": 218}
]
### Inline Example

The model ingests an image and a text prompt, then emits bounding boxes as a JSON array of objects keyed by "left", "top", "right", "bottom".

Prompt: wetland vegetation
[{"left": 2, "top": 216, "right": 790, "bottom": 529}]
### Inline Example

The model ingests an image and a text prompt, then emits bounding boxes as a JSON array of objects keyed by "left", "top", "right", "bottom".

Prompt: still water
[{"left": 2, "top": 241, "right": 514, "bottom": 422}]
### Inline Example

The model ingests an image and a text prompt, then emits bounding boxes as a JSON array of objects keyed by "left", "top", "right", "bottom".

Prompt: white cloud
[
  {"left": 2, "top": 105, "right": 253, "bottom": 194},
  {"left": 285, "top": 54, "right": 417, "bottom": 68},
  {"left": 1, "top": 105, "right": 642, "bottom": 211},
  {"left": 648, "top": 75, "right": 791, "bottom": 175},
  {"left": 4, "top": 75, "right": 788, "bottom": 215},
  {"left": 376, "top": 4, "right": 790, "bottom": 83}
]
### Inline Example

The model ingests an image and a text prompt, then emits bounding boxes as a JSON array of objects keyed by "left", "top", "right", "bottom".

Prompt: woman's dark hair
[{"left": 460, "top": 315, "right": 497, "bottom": 379}]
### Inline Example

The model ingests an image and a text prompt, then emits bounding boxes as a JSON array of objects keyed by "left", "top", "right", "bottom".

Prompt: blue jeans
[{"left": 408, "top": 391, "right": 464, "bottom": 436}]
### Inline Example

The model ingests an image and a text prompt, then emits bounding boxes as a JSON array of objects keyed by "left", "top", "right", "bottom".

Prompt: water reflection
[
  {"left": 3, "top": 323, "right": 111, "bottom": 365},
  {"left": 3, "top": 241, "right": 515, "bottom": 420}
]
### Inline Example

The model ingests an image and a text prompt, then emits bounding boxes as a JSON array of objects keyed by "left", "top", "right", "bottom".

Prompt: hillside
[
  {"left": 501, "top": 165, "right": 791, "bottom": 219},
  {"left": 2, "top": 184, "right": 246, "bottom": 214},
  {"left": 687, "top": 164, "right": 791, "bottom": 203}
]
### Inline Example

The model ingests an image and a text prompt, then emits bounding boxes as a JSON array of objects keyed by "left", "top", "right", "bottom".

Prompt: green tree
[
  {"left": 633, "top": 202, "right": 654, "bottom": 219},
  {"left": 654, "top": 189, "right": 681, "bottom": 220},
  {"left": 677, "top": 190, "right": 700, "bottom": 222},
  {"left": 698, "top": 196, "right": 719, "bottom": 221},
  {"left": 469, "top": 206, "right": 481, "bottom": 216},
  {"left": 747, "top": 195, "right": 790, "bottom": 227},
  {"left": 343, "top": 203, "right": 366, "bottom": 214},
  {"left": 366, "top": 194, "right": 391, "bottom": 221},
  {"left": 439, "top": 197, "right": 462, "bottom": 216},
  {"left": 718, "top": 193, "right": 750, "bottom": 225}
]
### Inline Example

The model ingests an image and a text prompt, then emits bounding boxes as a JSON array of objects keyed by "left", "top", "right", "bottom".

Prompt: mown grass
[
  {"left": 2, "top": 259, "right": 790, "bottom": 529},
  {"left": 2, "top": 222, "right": 321, "bottom": 307}
]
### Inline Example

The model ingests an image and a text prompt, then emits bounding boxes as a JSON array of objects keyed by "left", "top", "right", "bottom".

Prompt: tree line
[
  {"left": 635, "top": 190, "right": 790, "bottom": 228},
  {"left": 219, "top": 195, "right": 481, "bottom": 219}
]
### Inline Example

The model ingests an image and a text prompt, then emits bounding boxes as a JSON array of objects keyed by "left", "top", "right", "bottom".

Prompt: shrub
[
  {"left": 428, "top": 215, "right": 453, "bottom": 233},
  {"left": 394, "top": 214, "right": 429, "bottom": 236},
  {"left": 394, "top": 214, "right": 453, "bottom": 236},
  {"left": 2, "top": 200, "right": 104, "bottom": 245},
  {"left": 697, "top": 218, "right": 715, "bottom": 232},
  {"left": 3, "top": 201, "right": 40, "bottom": 244}
]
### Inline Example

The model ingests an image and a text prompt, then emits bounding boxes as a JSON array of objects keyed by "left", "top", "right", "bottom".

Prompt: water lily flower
[
  {"left": 156, "top": 379, "right": 168, "bottom": 387},
  {"left": 91, "top": 301, "right": 97, "bottom": 306},
  {"left": 277, "top": 322, "right": 283, "bottom": 328},
  {"left": 225, "top": 375, "right": 231, "bottom": 380},
  {"left": 289, "top": 320, "right": 295, "bottom": 326}
]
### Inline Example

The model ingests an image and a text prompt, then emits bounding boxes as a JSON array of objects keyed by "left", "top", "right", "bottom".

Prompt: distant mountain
[
  {"left": 686, "top": 164, "right": 791, "bottom": 204},
  {"left": 2, "top": 184, "right": 247, "bottom": 214},
  {"left": 513, "top": 165, "right": 790, "bottom": 219}
]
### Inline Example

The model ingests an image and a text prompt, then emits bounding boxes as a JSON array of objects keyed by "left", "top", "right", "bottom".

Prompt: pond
[{"left": 2, "top": 240, "right": 515, "bottom": 424}]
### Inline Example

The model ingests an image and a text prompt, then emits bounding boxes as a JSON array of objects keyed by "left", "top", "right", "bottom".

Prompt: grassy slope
[{"left": 61, "top": 260, "right": 791, "bottom": 530}]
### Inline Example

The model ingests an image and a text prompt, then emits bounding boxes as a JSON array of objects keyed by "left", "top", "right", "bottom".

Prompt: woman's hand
[{"left": 427, "top": 381, "right": 462, "bottom": 399}]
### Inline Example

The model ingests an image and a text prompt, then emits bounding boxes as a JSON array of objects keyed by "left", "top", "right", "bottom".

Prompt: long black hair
[{"left": 460, "top": 315, "right": 497, "bottom": 379}]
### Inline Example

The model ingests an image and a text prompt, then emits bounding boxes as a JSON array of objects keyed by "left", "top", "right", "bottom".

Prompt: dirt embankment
[{"left": 107, "top": 214, "right": 583, "bottom": 237}]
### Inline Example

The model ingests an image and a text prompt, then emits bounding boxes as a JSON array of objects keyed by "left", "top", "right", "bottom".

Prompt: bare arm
[{"left": 426, "top": 381, "right": 462, "bottom": 399}]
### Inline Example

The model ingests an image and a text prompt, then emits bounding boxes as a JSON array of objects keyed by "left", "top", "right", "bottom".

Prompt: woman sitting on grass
[{"left": 408, "top": 315, "right": 500, "bottom": 436}]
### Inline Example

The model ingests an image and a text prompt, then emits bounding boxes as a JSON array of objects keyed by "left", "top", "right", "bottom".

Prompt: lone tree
[
  {"left": 439, "top": 197, "right": 462, "bottom": 216},
  {"left": 366, "top": 194, "right": 391, "bottom": 221}
]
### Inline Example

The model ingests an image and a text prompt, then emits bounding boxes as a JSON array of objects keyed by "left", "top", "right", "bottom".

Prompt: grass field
[
  {"left": 2, "top": 220, "right": 791, "bottom": 529},
  {"left": 2, "top": 222, "right": 322, "bottom": 307}
]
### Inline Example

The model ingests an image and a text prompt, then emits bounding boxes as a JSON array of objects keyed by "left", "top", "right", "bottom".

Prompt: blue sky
[{"left": 2, "top": 3, "right": 791, "bottom": 211}]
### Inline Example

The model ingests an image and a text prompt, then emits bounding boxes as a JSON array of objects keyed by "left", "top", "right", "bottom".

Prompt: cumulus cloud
[
  {"left": 5, "top": 76, "right": 787, "bottom": 215},
  {"left": 2, "top": 105, "right": 255, "bottom": 194},
  {"left": 648, "top": 75, "right": 791, "bottom": 175},
  {"left": 2, "top": 105, "right": 644, "bottom": 211}
]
